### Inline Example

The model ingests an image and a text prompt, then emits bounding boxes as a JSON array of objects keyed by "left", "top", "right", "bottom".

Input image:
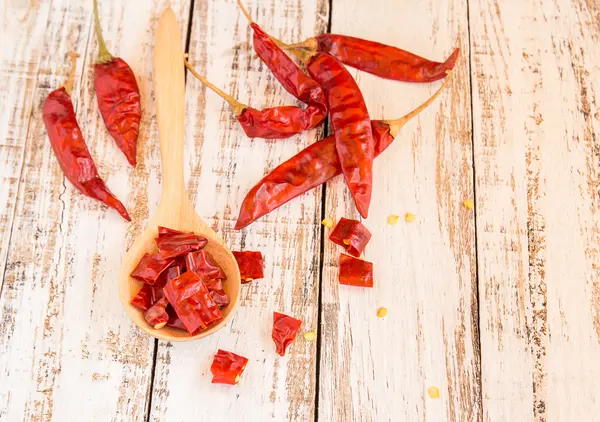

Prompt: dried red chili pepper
[
  {"left": 272, "top": 312, "right": 302, "bottom": 356},
  {"left": 185, "top": 250, "right": 225, "bottom": 280},
  {"left": 144, "top": 297, "right": 169, "bottom": 329},
  {"left": 279, "top": 34, "right": 458, "bottom": 83},
  {"left": 329, "top": 218, "right": 372, "bottom": 257},
  {"left": 166, "top": 305, "right": 188, "bottom": 331},
  {"left": 156, "top": 230, "right": 207, "bottom": 259},
  {"left": 235, "top": 80, "right": 449, "bottom": 229},
  {"left": 130, "top": 252, "right": 173, "bottom": 284},
  {"left": 210, "top": 349, "right": 249, "bottom": 385},
  {"left": 210, "top": 290, "right": 230, "bottom": 308},
  {"left": 184, "top": 57, "right": 325, "bottom": 139},
  {"left": 164, "top": 271, "right": 223, "bottom": 334},
  {"left": 232, "top": 251, "right": 264, "bottom": 283},
  {"left": 339, "top": 254, "right": 373, "bottom": 287},
  {"left": 205, "top": 278, "right": 224, "bottom": 292},
  {"left": 42, "top": 52, "right": 131, "bottom": 222},
  {"left": 93, "top": 0, "right": 141, "bottom": 166},
  {"left": 130, "top": 264, "right": 181, "bottom": 310}
]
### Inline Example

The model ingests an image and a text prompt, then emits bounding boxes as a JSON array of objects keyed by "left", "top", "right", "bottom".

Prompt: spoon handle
[{"left": 154, "top": 8, "right": 187, "bottom": 204}]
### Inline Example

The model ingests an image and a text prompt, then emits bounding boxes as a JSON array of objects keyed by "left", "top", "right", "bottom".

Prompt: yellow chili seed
[
  {"left": 321, "top": 218, "right": 334, "bottom": 228},
  {"left": 303, "top": 331, "right": 317, "bottom": 341},
  {"left": 154, "top": 322, "right": 167, "bottom": 329},
  {"left": 428, "top": 386, "right": 440, "bottom": 399},
  {"left": 343, "top": 239, "right": 351, "bottom": 245},
  {"left": 405, "top": 213, "right": 416, "bottom": 223},
  {"left": 463, "top": 199, "right": 475, "bottom": 210},
  {"left": 377, "top": 307, "right": 387, "bottom": 318},
  {"left": 245, "top": 278, "right": 253, "bottom": 282},
  {"left": 387, "top": 214, "right": 399, "bottom": 225}
]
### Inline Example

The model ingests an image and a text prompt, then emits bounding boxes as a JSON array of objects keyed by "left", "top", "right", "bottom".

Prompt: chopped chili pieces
[
  {"left": 210, "top": 290, "right": 230, "bottom": 308},
  {"left": 185, "top": 250, "right": 225, "bottom": 280},
  {"left": 272, "top": 312, "right": 302, "bottom": 356},
  {"left": 163, "top": 271, "right": 223, "bottom": 334},
  {"left": 144, "top": 297, "right": 169, "bottom": 329},
  {"left": 131, "top": 284, "right": 157, "bottom": 311},
  {"left": 211, "top": 349, "right": 249, "bottom": 385},
  {"left": 339, "top": 254, "right": 374, "bottom": 288},
  {"left": 166, "top": 305, "right": 188, "bottom": 332},
  {"left": 233, "top": 251, "right": 264, "bottom": 283},
  {"left": 156, "top": 231, "right": 207, "bottom": 259},
  {"left": 329, "top": 218, "right": 372, "bottom": 257},
  {"left": 205, "top": 278, "right": 224, "bottom": 292},
  {"left": 130, "top": 253, "right": 173, "bottom": 285}
]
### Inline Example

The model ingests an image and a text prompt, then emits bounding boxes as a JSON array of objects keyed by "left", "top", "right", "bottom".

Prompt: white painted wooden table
[{"left": 2, "top": 0, "right": 599, "bottom": 420}]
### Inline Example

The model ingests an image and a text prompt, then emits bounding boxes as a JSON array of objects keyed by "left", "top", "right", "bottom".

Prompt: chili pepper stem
[
  {"left": 183, "top": 56, "right": 246, "bottom": 116},
  {"left": 62, "top": 51, "right": 80, "bottom": 95},
  {"left": 237, "top": 0, "right": 253, "bottom": 23},
  {"left": 385, "top": 72, "right": 452, "bottom": 137},
  {"left": 93, "top": 0, "right": 113, "bottom": 63}
]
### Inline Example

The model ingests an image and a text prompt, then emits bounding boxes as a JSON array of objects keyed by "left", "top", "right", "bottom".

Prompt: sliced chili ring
[{"left": 329, "top": 218, "right": 372, "bottom": 257}]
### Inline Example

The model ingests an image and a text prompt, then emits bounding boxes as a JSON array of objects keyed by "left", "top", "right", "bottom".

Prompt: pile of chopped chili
[{"left": 130, "top": 226, "right": 231, "bottom": 335}]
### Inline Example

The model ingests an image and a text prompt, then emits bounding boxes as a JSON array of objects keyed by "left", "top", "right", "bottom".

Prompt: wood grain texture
[
  {"left": 470, "top": 0, "right": 600, "bottom": 420},
  {"left": 147, "top": 0, "right": 327, "bottom": 420},
  {"left": 319, "top": 0, "right": 481, "bottom": 421},
  {"left": 0, "top": 1, "right": 190, "bottom": 420}
]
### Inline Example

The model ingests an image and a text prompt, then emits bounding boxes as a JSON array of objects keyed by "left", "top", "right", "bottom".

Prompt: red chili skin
[
  {"left": 251, "top": 23, "right": 327, "bottom": 121},
  {"left": 42, "top": 87, "right": 131, "bottom": 221},
  {"left": 131, "top": 263, "right": 181, "bottom": 310},
  {"left": 210, "top": 290, "right": 230, "bottom": 309},
  {"left": 306, "top": 52, "right": 374, "bottom": 218},
  {"left": 211, "top": 350, "right": 249, "bottom": 385},
  {"left": 94, "top": 58, "right": 141, "bottom": 166},
  {"left": 272, "top": 312, "right": 302, "bottom": 356},
  {"left": 232, "top": 251, "right": 264, "bottom": 283},
  {"left": 130, "top": 253, "right": 173, "bottom": 284},
  {"left": 156, "top": 231, "right": 208, "bottom": 259},
  {"left": 316, "top": 35, "right": 459, "bottom": 83},
  {"left": 339, "top": 254, "right": 373, "bottom": 287},
  {"left": 235, "top": 120, "right": 392, "bottom": 229},
  {"left": 329, "top": 218, "right": 372, "bottom": 257},
  {"left": 144, "top": 297, "right": 169, "bottom": 328},
  {"left": 185, "top": 250, "right": 226, "bottom": 280},
  {"left": 163, "top": 271, "right": 223, "bottom": 334}
]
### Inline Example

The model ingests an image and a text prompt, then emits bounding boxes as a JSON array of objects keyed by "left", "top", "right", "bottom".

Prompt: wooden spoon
[{"left": 118, "top": 8, "right": 240, "bottom": 341}]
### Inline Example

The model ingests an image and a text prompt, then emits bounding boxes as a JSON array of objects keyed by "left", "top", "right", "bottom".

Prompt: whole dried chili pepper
[
  {"left": 329, "top": 218, "right": 372, "bottom": 257},
  {"left": 93, "top": 0, "right": 141, "bottom": 166},
  {"left": 278, "top": 34, "right": 458, "bottom": 83},
  {"left": 272, "top": 312, "right": 302, "bottom": 356},
  {"left": 211, "top": 350, "right": 249, "bottom": 385},
  {"left": 237, "top": 1, "right": 327, "bottom": 112},
  {"left": 184, "top": 57, "right": 326, "bottom": 139},
  {"left": 232, "top": 251, "right": 264, "bottom": 283},
  {"left": 144, "top": 297, "right": 169, "bottom": 329},
  {"left": 163, "top": 271, "right": 223, "bottom": 334},
  {"left": 339, "top": 254, "right": 373, "bottom": 287},
  {"left": 42, "top": 52, "right": 131, "bottom": 222},
  {"left": 235, "top": 79, "right": 449, "bottom": 229}
]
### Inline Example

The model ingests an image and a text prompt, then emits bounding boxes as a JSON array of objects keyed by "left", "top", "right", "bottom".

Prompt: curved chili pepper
[
  {"left": 339, "top": 253, "right": 373, "bottom": 287},
  {"left": 42, "top": 52, "right": 131, "bottom": 222},
  {"left": 272, "top": 312, "right": 302, "bottom": 356},
  {"left": 329, "top": 218, "right": 372, "bottom": 257},
  {"left": 234, "top": 79, "right": 449, "bottom": 229},
  {"left": 211, "top": 350, "right": 249, "bottom": 385},
  {"left": 302, "top": 51, "right": 374, "bottom": 218},
  {"left": 184, "top": 58, "right": 325, "bottom": 139},
  {"left": 93, "top": 0, "right": 141, "bottom": 166},
  {"left": 280, "top": 34, "right": 458, "bottom": 83}
]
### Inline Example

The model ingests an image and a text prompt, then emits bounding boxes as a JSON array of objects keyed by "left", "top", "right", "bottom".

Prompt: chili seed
[
  {"left": 428, "top": 386, "right": 440, "bottom": 399},
  {"left": 154, "top": 322, "right": 167, "bottom": 329},
  {"left": 463, "top": 199, "right": 474, "bottom": 210},
  {"left": 303, "top": 331, "right": 317, "bottom": 341},
  {"left": 321, "top": 218, "right": 334, "bottom": 228},
  {"left": 343, "top": 239, "right": 351, "bottom": 245},
  {"left": 377, "top": 307, "right": 387, "bottom": 318},
  {"left": 404, "top": 213, "right": 416, "bottom": 223},
  {"left": 387, "top": 215, "right": 399, "bottom": 225}
]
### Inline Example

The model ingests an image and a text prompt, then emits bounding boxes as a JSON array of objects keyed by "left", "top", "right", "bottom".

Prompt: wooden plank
[
  {"left": 0, "top": 1, "right": 190, "bottom": 420},
  {"left": 148, "top": 0, "right": 327, "bottom": 420},
  {"left": 319, "top": 0, "right": 480, "bottom": 420},
  {"left": 0, "top": 0, "right": 52, "bottom": 294},
  {"left": 469, "top": 0, "right": 600, "bottom": 420}
]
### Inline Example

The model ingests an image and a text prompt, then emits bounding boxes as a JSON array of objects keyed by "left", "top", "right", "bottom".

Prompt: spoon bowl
[{"left": 118, "top": 8, "right": 240, "bottom": 341}]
